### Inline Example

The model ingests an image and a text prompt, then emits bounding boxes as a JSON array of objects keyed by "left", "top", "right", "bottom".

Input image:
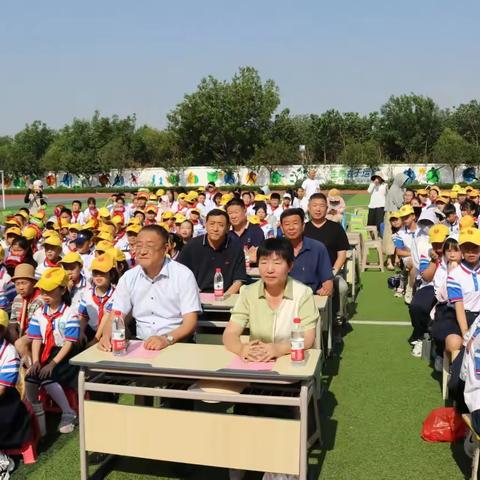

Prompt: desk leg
[
  {"left": 78, "top": 369, "right": 89, "bottom": 480},
  {"left": 327, "top": 297, "right": 333, "bottom": 356},
  {"left": 299, "top": 383, "right": 309, "bottom": 480}
]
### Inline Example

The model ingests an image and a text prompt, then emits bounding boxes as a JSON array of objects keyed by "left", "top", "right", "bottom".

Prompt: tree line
[{"left": 1, "top": 66, "right": 479, "bottom": 181}]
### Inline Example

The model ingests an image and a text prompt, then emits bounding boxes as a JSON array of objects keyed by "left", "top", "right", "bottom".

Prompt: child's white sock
[{"left": 44, "top": 383, "right": 75, "bottom": 416}]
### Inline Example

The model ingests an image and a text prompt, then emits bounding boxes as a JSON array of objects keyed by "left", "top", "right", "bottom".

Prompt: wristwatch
[{"left": 165, "top": 334, "right": 175, "bottom": 346}]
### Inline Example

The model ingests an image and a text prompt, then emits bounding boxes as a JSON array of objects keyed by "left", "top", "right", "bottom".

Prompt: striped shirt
[
  {"left": 27, "top": 303, "right": 80, "bottom": 346},
  {"left": 9, "top": 290, "right": 44, "bottom": 328},
  {"left": 447, "top": 261, "right": 480, "bottom": 312},
  {"left": 0, "top": 339, "right": 19, "bottom": 387},
  {"left": 0, "top": 266, "right": 17, "bottom": 314}
]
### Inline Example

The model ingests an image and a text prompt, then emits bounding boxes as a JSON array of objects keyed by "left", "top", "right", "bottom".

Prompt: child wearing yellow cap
[
  {"left": 0, "top": 308, "right": 32, "bottom": 459},
  {"left": 60, "top": 252, "right": 88, "bottom": 313},
  {"left": 35, "top": 234, "right": 63, "bottom": 279},
  {"left": 26, "top": 267, "right": 80, "bottom": 434},
  {"left": 78, "top": 254, "right": 117, "bottom": 345}
]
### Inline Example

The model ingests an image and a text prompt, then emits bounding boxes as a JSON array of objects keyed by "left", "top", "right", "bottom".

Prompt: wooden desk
[{"left": 71, "top": 343, "right": 321, "bottom": 480}]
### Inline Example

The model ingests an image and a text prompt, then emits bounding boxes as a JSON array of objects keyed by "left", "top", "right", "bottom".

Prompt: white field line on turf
[{"left": 349, "top": 320, "right": 410, "bottom": 326}]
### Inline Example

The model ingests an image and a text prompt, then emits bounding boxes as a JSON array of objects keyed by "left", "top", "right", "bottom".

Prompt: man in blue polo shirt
[{"left": 280, "top": 208, "right": 333, "bottom": 296}]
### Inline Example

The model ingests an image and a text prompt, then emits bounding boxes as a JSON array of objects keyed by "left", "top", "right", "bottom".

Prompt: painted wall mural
[{"left": 4, "top": 164, "right": 479, "bottom": 189}]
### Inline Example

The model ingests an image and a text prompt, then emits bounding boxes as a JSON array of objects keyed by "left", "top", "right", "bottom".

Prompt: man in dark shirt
[
  {"left": 304, "top": 193, "right": 350, "bottom": 320},
  {"left": 280, "top": 208, "right": 333, "bottom": 295},
  {"left": 177, "top": 209, "right": 248, "bottom": 294},
  {"left": 226, "top": 198, "right": 264, "bottom": 264}
]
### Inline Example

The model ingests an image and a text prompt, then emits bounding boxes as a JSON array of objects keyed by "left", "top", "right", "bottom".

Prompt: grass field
[{"left": 11, "top": 193, "right": 470, "bottom": 480}]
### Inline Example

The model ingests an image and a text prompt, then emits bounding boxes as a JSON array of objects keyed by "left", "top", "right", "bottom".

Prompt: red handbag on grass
[{"left": 421, "top": 407, "right": 466, "bottom": 442}]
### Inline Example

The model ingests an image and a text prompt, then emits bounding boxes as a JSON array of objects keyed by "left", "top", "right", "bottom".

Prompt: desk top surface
[{"left": 71, "top": 343, "right": 321, "bottom": 382}]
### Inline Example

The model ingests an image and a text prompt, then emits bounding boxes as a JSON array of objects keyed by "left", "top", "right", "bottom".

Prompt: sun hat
[
  {"left": 11, "top": 263, "right": 36, "bottom": 281},
  {"left": 35, "top": 267, "right": 69, "bottom": 291}
]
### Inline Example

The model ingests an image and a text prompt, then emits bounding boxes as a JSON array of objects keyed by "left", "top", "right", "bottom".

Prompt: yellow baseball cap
[
  {"left": 197, "top": 186, "right": 205, "bottom": 192},
  {"left": 220, "top": 193, "right": 233, "bottom": 206},
  {"left": 466, "top": 186, "right": 474, "bottom": 193},
  {"left": 469, "top": 189, "right": 479, "bottom": 198},
  {"left": 174, "top": 214, "right": 187, "bottom": 224},
  {"left": 22, "top": 226, "right": 37, "bottom": 241},
  {"left": 416, "top": 189, "right": 428, "bottom": 196},
  {"left": 98, "top": 207, "right": 111, "bottom": 218},
  {"left": 36, "top": 267, "right": 69, "bottom": 291},
  {"left": 127, "top": 217, "right": 141, "bottom": 226},
  {"left": 145, "top": 205, "right": 158, "bottom": 214},
  {"left": 452, "top": 184, "right": 461, "bottom": 192},
  {"left": 189, "top": 208, "right": 200, "bottom": 215},
  {"left": 96, "top": 240, "right": 114, "bottom": 252},
  {"left": 429, "top": 224, "right": 449, "bottom": 244},
  {"left": 81, "top": 219, "right": 96, "bottom": 231},
  {"left": 91, "top": 253, "right": 115, "bottom": 273},
  {"left": 178, "top": 193, "right": 187, "bottom": 200},
  {"left": 248, "top": 215, "right": 260, "bottom": 225},
  {"left": 457, "top": 188, "right": 467, "bottom": 195},
  {"left": 0, "top": 309, "right": 8, "bottom": 329},
  {"left": 95, "top": 231, "right": 114, "bottom": 243},
  {"left": 5, "top": 227, "right": 22, "bottom": 237},
  {"left": 398, "top": 204, "right": 415, "bottom": 217},
  {"left": 16, "top": 210, "right": 29, "bottom": 220},
  {"left": 450, "top": 191, "right": 458, "bottom": 199},
  {"left": 162, "top": 211, "right": 174, "bottom": 220},
  {"left": 68, "top": 223, "right": 81, "bottom": 231},
  {"left": 460, "top": 215, "right": 476, "bottom": 231},
  {"left": 111, "top": 215, "right": 124, "bottom": 226},
  {"left": 435, "top": 196, "right": 449, "bottom": 204},
  {"left": 430, "top": 186, "right": 441, "bottom": 193},
  {"left": 60, "top": 251, "right": 83, "bottom": 265},
  {"left": 42, "top": 230, "right": 56, "bottom": 239},
  {"left": 106, "top": 247, "right": 126, "bottom": 263},
  {"left": 389, "top": 211, "right": 400, "bottom": 219},
  {"left": 459, "top": 228, "right": 480, "bottom": 246},
  {"left": 43, "top": 235, "right": 63, "bottom": 247},
  {"left": 156, "top": 188, "right": 165, "bottom": 196},
  {"left": 126, "top": 224, "right": 142, "bottom": 234}
]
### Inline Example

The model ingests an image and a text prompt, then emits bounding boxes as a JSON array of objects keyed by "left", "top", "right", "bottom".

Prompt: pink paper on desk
[
  {"left": 124, "top": 340, "right": 160, "bottom": 359},
  {"left": 200, "top": 292, "right": 217, "bottom": 303},
  {"left": 227, "top": 356, "right": 275, "bottom": 371}
]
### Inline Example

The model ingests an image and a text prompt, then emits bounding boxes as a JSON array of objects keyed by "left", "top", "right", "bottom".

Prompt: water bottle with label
[
  {"left": 214, "top": 268, "right": 224, "bottom": 301},
  {"left": 291, "top": 317, "right": 305, "bottom": 366},
  {"left": 111, "top": 310, "right": 127, "bottom": 356},
  {"left": 244, "top": 245, "right": 251, "bottom": 270}
]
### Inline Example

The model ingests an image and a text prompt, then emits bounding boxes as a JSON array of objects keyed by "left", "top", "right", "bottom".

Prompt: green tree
[
  {"left": 168, "top": 66, "right": 280, "bottom": 167},
  {"left": 448, "top": 100, "right": 480, "bottom": 145},
  {"left": 6, "top": 121, "right": 55, "bottom": 176},
  {"left": 339, "top": 139, "right": 382, "bottom": 170},
  {"left": 378, "top": 94, "right": 444, "bottom": 161},
  {"left": 308, "top": 110, "right": 344, "bottom": 163},
  {"left": 432, "top": 128, "right": 473, "bottom": 179}
]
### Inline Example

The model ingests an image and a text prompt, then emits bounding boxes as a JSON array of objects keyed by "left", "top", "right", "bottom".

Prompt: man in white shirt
[
  {"left": 98, "top": 225, "right": 201, "bottom": 351},
  {"left": 301, "top": 169, "right": 320, "bottom": 201}
]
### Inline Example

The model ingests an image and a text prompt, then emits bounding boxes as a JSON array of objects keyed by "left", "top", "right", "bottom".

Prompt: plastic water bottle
[
  {"left": 111, "top": 310, "right": 127, "bottom": 356},
  {"left": 291, "top": 317, "right": 305, "bottom": 365},
  {"left": 244, "top": 245, "right": 251, "bottom": 269},
  {"left": 214, "top": 268, "right": 224, "bottom": 301}
]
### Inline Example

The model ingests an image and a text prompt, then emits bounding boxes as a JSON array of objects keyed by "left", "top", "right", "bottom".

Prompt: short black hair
[
  {"left": 87, "top": 197, "right": 96, "bottom": 205},
  {"left": 254, "top": 201, "right": 268, "bottom": 213},
  {"left": 139, "top": 224, "right": 169, "bottom": 244},
  {"left": 280, "top": 208, "right": 305, "bottom": 223},
  {"left": 225, "top": 198, "right": 245, "bottom": 210},
  {"left": 61, "top": 207, "right": 72, "bottom": 216},
  {"left": 309, "top": 193, "right": 327, "bottom": 202},
  {"left": 207, "top": 181, "right": 216, "bottom": 187},
  {"left": 257, "top": 238, "right": 294, "bottom": 265},
  {"left": 443, "top": 204, "right": 456, "bottom": 217},
  {"left": 270, "top": 192, "right": 281, "bottom": 201},
  {"left": 206, "top": 208, "right": 230, "bottom": 224},
  {"left": 72, "top": 200, "right": 82, "bottom": 207}
]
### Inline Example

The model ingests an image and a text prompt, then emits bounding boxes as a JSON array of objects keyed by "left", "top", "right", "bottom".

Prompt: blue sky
[{"left": 1, "top": 0, "right": 479, "bottom": 135}]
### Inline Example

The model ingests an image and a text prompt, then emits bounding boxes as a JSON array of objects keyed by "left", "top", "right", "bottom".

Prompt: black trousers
[
  {"left": 408, "top": 286, "right": 436, "bottom": 342},
  {"left": 367, "top": 207, "right": 384, "bottom": 234}
]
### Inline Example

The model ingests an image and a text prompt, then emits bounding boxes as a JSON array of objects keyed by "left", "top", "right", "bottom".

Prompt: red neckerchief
[
  {"left": 19, "top": 288, "right": 42, "bottom": 333},
  {"left": 72, "top": 212, "right": 80, "bottom": 222},
  {"left": 260, "top": 220, "right": 268, "bottom": 226},
  {"left": 145, "top": 218, "right": 156, "bottom": 225},
  {"left": 89, "top": 207, "right": 98, "bottom": 218},
  {"left": 40, "top": 304, "right": 66, "bottom": 364},
  {"left": 270, "top": 205, "right": 278, "bottom": 211},
  {"left": 45, "top": 258, "right": 59, "bottom": 268},
  {"left": 115, "top": 231, "right": 126, "bottom": 242},
  {"left": 91, "top": 286, "right": 113, "bottom": 326}
]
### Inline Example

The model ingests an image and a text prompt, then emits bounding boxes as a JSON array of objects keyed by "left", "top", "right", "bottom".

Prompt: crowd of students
[
  {"left": 0, "top": 174, "right": 353, "bottom": 479},
  {"left": 378, "top": 179, "right": 480, "bottom": 452}
]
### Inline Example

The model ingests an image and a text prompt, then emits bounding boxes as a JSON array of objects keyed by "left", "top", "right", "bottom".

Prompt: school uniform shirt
[
  {"left": 79, "top": 252, "right": 94, "bottom": 281},
  {"left": 267, "top": 205, "right": 283, "bottom": 223},
  {"left": 71, "top": 211, "right": 86, "bottom": 225},
  {"left": 192, "top": 222, "right": 206, "bottom": 238},
  {"left": 443, "top": 219, "right": 460, "bottom": 240},
  {"left": 33, "top": 247, "right": 46, "bottom": 266},
  {"left": 417, "top": 249, "right": 435, "bottom": 290},
  {"left": 78, "top": 286, "right": 115, "bottom": 331},
  {"left": 0, "top": 339, "right": 20, "bottom": 388},
  {"left": 447, "top": 261, "right": 480, "bottom": 312},
  {"left": 28, "top": 303, "right": 80, "bottom": 347},
  {"left": 392, "top": 225, "right": 417, "bottom": 252},
  {"left": 260, "top": 221, "right": 275, "bottom": 239},
  {"left": 83, "top": 207, "right": 98, "bottom": 222},
  {"left": 432, "top": 259, "right": 449, "bottom": 303},
  {"left": 107, "top": 259, "right": 201, "bottom": 340},
  {"left": 0, "top": 266, "right": 17, "bottom": 314},
  {"left": 70, "top": 275, "right": 88, "bottom": 313},
  {"left": 35, "top": 258, "right": 60, "bottom": 279}
]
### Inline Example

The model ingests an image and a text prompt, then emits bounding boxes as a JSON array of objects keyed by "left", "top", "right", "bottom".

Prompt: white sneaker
[
  {"left": 434, "top": 356, "right": 443, "bottom": 373},
  {"left": 58, "top": 412, "right": 77, "bottom": 434},
  {"left": 411, "top": 340, "right": 423, "bottom": 357},
  {"left": 394, "top": 288, "right": 404, "bottom": 298},
  {"left": 0, "top": 453, "right": 14, "bottom": 480},
  {"left": 404, "top": 287, "right": 413, "bottom": 305}
]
